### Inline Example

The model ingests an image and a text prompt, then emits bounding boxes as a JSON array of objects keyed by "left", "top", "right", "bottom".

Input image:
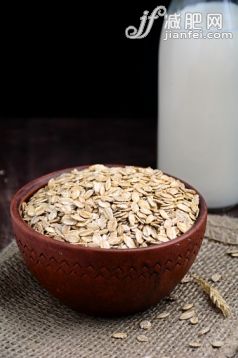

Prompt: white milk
[{"left": 158, "top": 2, "right": 238, "bottom": 208}]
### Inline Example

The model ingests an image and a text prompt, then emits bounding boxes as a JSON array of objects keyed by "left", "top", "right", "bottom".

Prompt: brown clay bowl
[{"left": 10, "top": 165, "right": 207, "bottom": 316}]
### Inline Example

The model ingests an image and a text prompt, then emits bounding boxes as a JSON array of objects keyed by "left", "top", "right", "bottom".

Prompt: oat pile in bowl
[{"left": 21, "top": 165, "right": 199, "bottom": 249}]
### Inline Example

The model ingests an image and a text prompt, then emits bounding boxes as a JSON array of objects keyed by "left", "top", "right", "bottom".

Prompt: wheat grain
[{"left": 193, "top": 275, "right": 231, "bottom": 317}]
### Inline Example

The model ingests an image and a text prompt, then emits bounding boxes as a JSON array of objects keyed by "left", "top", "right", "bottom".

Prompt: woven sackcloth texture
[{"left": 0, "top": 215, "right": 238, "bottom": 358}]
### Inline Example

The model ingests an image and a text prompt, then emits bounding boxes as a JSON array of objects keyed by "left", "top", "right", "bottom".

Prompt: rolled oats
[
  {"left": 139, "top": 320, "right": 152, "bottom": 330},
  {"left": 136, "top": 335, "right": 149, "bottom": 342},
  {"left": 182, "top": 303, "right": 194, "bottom": 311},
  {"left": 189, "top": 341, "right": 201, "bottom": 348},
  {"left": 21, "top": 165, "right": 199, "bottom": 249},
  {"left": 179, "top": 310, "right": 195, "bottom": 320},
  {"left": 111, "top": 332, "right": 127, "bottom": 339},
  {"left": 157, "top": 312, "right": 170, "bottom": 319},
  {"left": 211, "top": 340, "right": 224, "bottom": 348}
]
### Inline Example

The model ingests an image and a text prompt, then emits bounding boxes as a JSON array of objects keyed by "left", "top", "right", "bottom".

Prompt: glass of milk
[{"left": 158, "top": 0, "right": 238, "bottom": 209}]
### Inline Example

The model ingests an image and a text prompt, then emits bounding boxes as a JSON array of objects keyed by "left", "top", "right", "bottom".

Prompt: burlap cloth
[{"left": 0, "top": 215, "right": 238, "bottom": 358}]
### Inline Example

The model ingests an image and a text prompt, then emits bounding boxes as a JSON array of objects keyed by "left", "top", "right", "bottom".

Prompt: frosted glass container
[{"left": 158, "top": 0, "right": 238, "bottom": 208}]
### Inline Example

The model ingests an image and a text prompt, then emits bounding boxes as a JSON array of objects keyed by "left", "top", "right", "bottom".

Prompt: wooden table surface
[{"left": 1, "top": 118, "right": 237, "bottom": 251}]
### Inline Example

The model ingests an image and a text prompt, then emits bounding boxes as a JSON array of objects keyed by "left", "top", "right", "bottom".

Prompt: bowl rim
[{"left": 10, "top": 165, "right": 207, "bottom": 253}]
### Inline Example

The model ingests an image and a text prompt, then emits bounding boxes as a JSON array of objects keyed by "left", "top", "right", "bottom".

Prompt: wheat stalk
[{"left": 193, "top": 274, "right": 231, "bottom": 318}]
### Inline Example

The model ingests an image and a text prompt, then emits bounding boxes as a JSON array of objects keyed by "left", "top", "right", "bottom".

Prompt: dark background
[
  {"left": 0, "top": 1, "right": 169, "bottom": 118},
  {"left": 0, "top": 2, "right": 171, "bottom": 249}
]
